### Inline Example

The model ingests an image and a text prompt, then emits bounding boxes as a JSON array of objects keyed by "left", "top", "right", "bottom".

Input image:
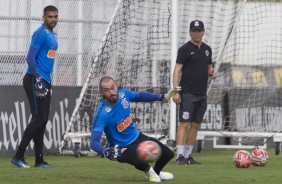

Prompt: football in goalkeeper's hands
[
  {"left": 251, "top": 148, "right": 269, "bottom": 166},
  {"left": 137, "top": 140, "right": 161, "bottom": 163}
]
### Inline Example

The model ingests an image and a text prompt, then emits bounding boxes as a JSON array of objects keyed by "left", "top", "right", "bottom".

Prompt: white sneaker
[
  {"left": 144, "top": 167, "right": 161, "bottom": 182},
  {"left": 159, "top": 171, "right": 174, "bottom": 180}
]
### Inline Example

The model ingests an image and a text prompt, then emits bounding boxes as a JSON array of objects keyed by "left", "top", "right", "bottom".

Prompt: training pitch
[{"left": 0, "top": 149, "right": 281, "bottom": 184}]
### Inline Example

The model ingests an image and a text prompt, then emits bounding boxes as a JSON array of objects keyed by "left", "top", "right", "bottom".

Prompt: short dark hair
[
  {"left": 44, "top": 5, "right": 58, "bottom": 15},
  {"left": 99, "top": 76, "right": 115, "bottom": 89}
]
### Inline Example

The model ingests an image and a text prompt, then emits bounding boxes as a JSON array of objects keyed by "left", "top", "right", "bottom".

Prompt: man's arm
[
  {"left": 90, "top": 131, "right": 103, "bottom": 154},
  {"left": 173, "top": 63, "right": 183, "bottom": 88},
  {"left": 208, "top": 64, "right": 217, "bottom": 80},
  {"left": 90, "top": 131, "right": 121, "bottom": 161},
  {"left": 27, "top": 28, "right": 47, "bottom": 77},
  {"left": 133, "top": 92, "right": 164, "bottom": 102},
  {"left": 131, "top": 64, "right": 184, "bottom": 102},
  {"left": 26, "top": 47, "right": 39, "bottom": 77},
  {"left": 172, "top": 63, "right": 183, "bottom": 105},
  {"left": 26, "top": 47, "right": 49, "bottom": 99}
]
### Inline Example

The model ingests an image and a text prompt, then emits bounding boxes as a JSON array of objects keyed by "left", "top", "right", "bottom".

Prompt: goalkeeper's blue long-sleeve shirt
[
  {"left": 90, "top": 88, "right": 163, "bottom": 154},
  {"left": 26, "top": 23, "right": 58, "bottom": 84}
]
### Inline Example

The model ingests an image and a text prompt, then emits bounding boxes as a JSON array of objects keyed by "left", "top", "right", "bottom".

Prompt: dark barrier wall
[
  {"left": 1, "top": 85, "right": 281, "bottom": 156},
  {"left": 0, "top": 86, "right": 81, "bottom": 156},
  {"left": 227, "top": 88, "right": 282, "bottom": 132}
]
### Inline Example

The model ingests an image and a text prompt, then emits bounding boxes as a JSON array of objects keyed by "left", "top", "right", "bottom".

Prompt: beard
[{"left": 106, "top": 95, "right": 118, "bottom": 104}]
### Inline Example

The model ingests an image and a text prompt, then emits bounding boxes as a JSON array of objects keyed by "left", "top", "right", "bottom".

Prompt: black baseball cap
[{"left": 190, "top": 20, "right": 204, "bottom": 31}]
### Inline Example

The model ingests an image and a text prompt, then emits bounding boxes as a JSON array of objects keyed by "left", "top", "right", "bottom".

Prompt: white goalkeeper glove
[
  {"left": 102, "top": 145, "right": 121, "bottom": 161},
  {"left": 35, "top": 76, "right": 49, "bottom": 99},
  {"left": 163, "top": 86, "right": 181, "bottom": 101}
]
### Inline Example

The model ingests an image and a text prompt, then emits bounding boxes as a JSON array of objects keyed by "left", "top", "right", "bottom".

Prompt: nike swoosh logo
[{"left": 191, "top": 52, "right": 195, "bottom": 54}]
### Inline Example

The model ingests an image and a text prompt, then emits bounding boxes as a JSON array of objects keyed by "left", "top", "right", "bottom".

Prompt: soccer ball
[
  {"left": 137, "top": 140, "right": 161, "bottom": 163},
  {"left": 233, "top": 150, "right": 252, "bottom": 168},
  {"left": 251, "top": 148, "right": 269, "bottom": 166}
]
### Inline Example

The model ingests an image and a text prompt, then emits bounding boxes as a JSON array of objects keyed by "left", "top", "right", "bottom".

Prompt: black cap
[{"left": 190, "top": 20, "right": 204, "bottom": 31}]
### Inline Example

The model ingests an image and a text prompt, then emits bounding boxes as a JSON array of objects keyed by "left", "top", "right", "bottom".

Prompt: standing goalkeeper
[
  {"left": 11, "top": 5, "right": 58, "bottom": 168},
  {"left": 90, "top": 76, "right": 175, "bottom": 182}
]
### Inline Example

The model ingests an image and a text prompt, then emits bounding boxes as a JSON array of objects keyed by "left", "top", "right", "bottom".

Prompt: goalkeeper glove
[
  {"left": 102, "top": 145, "right": 121, "bottom": 161},
  {"left": 163, "top": 86, "right": 181, "bottom": 101},
  {"left": 35, "top": 76, "right": 49, "bottom": 99}
]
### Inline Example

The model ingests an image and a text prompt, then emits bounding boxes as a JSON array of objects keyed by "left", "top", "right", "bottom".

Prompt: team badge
[
  {"left": 205, "top": 50, "right": 209, "bottom": 56},
  {"left": 182, "top": 111, "right": 190, "bottom": 120},
  {"left": 194, "top": 21, "right": 200, "bottom": 27},
  {"left": 105, "top": 106, "right": 112, "bottom": 113},
  {"left": 119, "top": 92, "right": 125, "bottom": 98}
]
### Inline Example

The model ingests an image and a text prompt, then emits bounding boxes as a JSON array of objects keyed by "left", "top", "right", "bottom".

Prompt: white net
[
  {"left": 202, "top": 0, "right": 282, "bottom": 145},
  {"left": 60, "top": 0, "right": 173, "bottom": 153},
  {"left": 60, "top": 0, "right": 282, "bottom": 151}
]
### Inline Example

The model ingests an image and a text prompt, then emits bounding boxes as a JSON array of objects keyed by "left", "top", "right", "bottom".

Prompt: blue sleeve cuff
[{"left": 90, "top": 131, "right": 104, "bottom": 154}]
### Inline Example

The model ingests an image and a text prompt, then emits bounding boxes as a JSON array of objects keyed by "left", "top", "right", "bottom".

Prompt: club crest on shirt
[
  {"left": 105, "top": 106, "right": 112, "bottom": 113},
  {"left": 205, "top": 50, "right": 209, "bottom": 56},
  {"left": 182, "top": 111, "right": 190, "bottom": 120},
  {"left": 119, "top": 92, "right": 125, "bottom": 98},
  {"left": 121, "top": 98, "right": 129, "bottom": 109}
]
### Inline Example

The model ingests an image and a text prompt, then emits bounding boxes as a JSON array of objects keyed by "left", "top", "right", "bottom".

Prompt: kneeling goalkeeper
[{"left": 90, "top": 76, "right": 176, "bottom": 182}]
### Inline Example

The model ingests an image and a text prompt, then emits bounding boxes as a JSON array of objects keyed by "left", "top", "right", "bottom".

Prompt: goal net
[
  {"left": 59, "top": 0, "right": 282, "bottom": 154},
  {"left": 60, "top": 0, "right": 172, "bottom": 154},
  {"left": 203, "top": 0, "right": 282, "bottom": 146}
]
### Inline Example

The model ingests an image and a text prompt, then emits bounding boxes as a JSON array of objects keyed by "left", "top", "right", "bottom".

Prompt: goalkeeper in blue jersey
[
  {"left": 11, "top": 5, "right": 58, "bottom": 168},
  {"left": 90, "top": 76, "right": 175, "bottom": 182}
]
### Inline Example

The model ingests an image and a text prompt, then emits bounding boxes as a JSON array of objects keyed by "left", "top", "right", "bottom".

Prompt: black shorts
[
  {"left": 179, "top": 93, "right": 207, "bottom": 123},
  {"left": 117, "top": 133, "right": 174, "bottom": 171}
]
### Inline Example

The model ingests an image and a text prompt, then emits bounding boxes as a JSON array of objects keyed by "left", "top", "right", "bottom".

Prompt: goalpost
[
  {"left": 59, "top": 0, "right": 173, "bottom": 155},
  {"left": 59, "top": 0, "right": 282, "bottom": 155}
]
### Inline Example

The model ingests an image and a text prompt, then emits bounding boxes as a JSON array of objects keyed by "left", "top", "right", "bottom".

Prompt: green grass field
[{"left": 0, "top": 149, "right": 281, "bottom": 184}]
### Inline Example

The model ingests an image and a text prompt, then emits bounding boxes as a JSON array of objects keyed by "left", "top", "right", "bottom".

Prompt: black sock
[
  {"left": 14, "top": 147, "right": 25, "bottom": 160},
  {"left": 35, "top": 153, "right": 44, "bottom": 164}
]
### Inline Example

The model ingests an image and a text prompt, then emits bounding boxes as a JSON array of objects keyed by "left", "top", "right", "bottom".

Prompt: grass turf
[{"left": 0, "top": 149, "right": 281, "bottom": 184}]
